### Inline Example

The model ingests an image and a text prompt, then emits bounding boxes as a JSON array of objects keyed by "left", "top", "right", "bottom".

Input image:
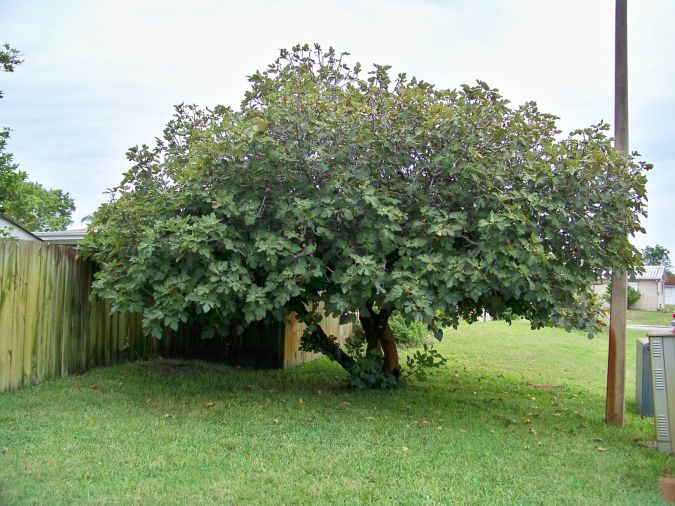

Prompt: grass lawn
[
  {"left": 627, "top": 305, "right": 675, "bottom": 327},
  {"left": 1, "top": 320, "right": 673, "bottom": 505}
]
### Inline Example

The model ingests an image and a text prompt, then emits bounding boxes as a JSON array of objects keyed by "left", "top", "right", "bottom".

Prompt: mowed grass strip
[
  {"left": 627, "top": 306, "right": 675, "bottom": 327},
  {"left": 0, "top": 320, "right": 673, "bottom": 505}
]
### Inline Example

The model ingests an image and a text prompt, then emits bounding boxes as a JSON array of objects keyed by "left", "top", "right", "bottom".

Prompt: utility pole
[{"left": 606, "top": 0, "right": 628, "bottom": 425}]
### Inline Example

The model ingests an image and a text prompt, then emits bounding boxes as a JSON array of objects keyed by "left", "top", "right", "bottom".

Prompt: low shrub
[
  {"left": 388, "top": 311, "right": 429, "bottom": 348},
  {"left": 603, "top": 281, "right": 641, "bottom": 308}
]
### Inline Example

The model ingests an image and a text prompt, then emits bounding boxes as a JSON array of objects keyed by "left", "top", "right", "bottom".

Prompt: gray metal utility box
[
  {"left": 648, "top": 331, "right": 675, "bottom": 454},
  {"left": 636, "top": 338, "right": 654, "bottom": 417}
]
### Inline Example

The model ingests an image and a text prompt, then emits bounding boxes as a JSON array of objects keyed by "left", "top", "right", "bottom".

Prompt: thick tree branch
[{"left": 300, "top": 323, "right": 355, "bottom": 371}]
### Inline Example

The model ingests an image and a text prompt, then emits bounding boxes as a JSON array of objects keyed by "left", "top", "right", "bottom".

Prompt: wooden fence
[
  {"left": 0, "top": 239, "right": 156, "bottom": 392},
  {"left": 0, "top": 239, "right": 352, "bottom": 392}
]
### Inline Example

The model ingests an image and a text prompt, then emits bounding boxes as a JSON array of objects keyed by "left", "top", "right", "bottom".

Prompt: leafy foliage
[
  {"left": 1, "top": 171, "right": 75, "bottom": 231},
  {"left": 347, "top": 354, "right": 400, "bottom": 390},
  {"left": 82, "top": 44, "right": 649, "bottom": 369},
  {"left": 0, "top": 42, "right": 23, "bottom": 98},
  {"left": 405, "top": 344, "right": 447, "bottom": 381},
  {"left": 0, "top": 43, "right": 75, "bottom": 232},
  {"left": 603, "top": 281, "right": 641, "bottom": 309},
  {"left": 641, "top": 244, "right": 671, "bottom": 272},
  {"left": 388, "top": 311, "right": 429, "bottom": 348},
  {"left": 628, "top": 286, "right": 642, "bottom": 309}
]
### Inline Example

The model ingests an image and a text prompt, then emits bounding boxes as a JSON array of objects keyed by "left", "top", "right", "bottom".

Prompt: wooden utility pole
[{"left": 606, "top": 0, "right": 628, "bottom": 425}]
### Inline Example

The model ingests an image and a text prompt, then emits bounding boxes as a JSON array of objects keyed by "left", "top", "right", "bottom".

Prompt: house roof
[
  {"left": 635, "top": 265, "right": 667, "bottom": 281},
  {"left": 0, "top": 215, "right": 44, "bottom": 241},
  {"left": 35, "top": 229, "right": 87, "bottom": 245}
]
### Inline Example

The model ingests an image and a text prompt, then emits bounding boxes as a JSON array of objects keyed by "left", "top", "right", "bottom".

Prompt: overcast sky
[{"left": 1, "top": 0, "right": 673, "bottom": 258}]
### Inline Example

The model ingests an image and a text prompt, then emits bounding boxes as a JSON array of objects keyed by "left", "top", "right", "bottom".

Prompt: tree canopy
[
  {"left": 0, "top": 43, "right": 75, "bottom": 232},
  {"left": 82, "top": 44, "right": 649, "bottom": 379},
  {"left": 641, "top": 244, "right": 671, "bottom": 272}
]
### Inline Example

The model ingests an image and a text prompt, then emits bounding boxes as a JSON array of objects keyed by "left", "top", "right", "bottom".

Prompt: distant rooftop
[
  {"left": 34, "top": 229, "right": 87, "bottom": 246},
  {"left": 635, "top": 265, "right": 666, "bottom": 281}
]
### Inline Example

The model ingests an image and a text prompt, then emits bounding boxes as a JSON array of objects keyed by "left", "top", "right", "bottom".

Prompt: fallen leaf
[
  {"left": 528, "top": 428, "right": 538, "bottom": 435},
  {"left": 90, "top": 384, "right": 97, "bottom": 390},
  {"left": 272, "top": 418, "right": 280, "bottom": 424},
  {"left": 597, "top": 447, "right": 608, "bottom": 452},
  {"left": 206, "top": 402, "right": 216, "bottom": 408},
  {"left": 523, "top": 419, "right": 533, "bottom": 425}
]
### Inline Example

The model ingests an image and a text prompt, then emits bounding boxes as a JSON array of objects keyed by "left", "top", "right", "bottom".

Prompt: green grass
[
  {"left": 1, "top": 320, "right": 673, "bottom": 505},
  {"left": 627, "top": 305, "right": 675, "bottom": 327}
]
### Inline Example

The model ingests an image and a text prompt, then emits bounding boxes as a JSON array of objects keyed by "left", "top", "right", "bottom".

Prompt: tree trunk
[
  {"left": 359, "top": 313, "right": 383, "bottom": 358},
  {"left": 380, "top": 324, "right": 400, "bottom": 377},
  {"left": 360, "top": 308, "right": 400, "bottom": 377}
]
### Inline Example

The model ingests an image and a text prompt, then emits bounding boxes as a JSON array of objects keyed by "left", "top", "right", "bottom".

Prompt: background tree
[
  {"left": 641, "top": 244, "right": 672, "bottom": 272},
  {"left": 82, "top": 45, "right": 649, "bottom": 382},
  {"left": 0, "top": 43, "right": 75, "bottom": 232}
]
